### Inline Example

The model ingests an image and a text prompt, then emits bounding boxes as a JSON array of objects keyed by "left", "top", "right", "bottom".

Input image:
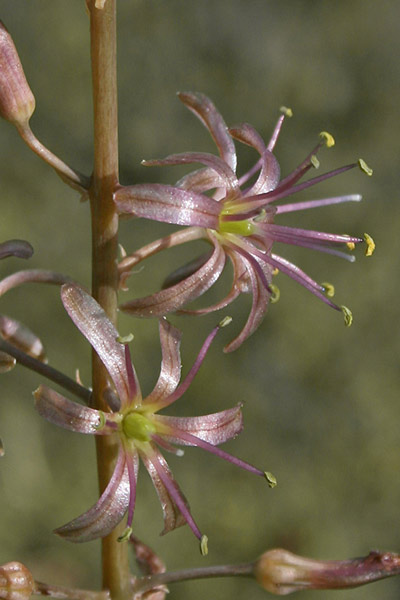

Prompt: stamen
[
  {"left": 116, "top": 333, "right": 134, "bottom": 343},
  {"left": 364, "top": 233, "right": 375, "bottom": 256},
  {"left": 270, "top": 284, "right": 280, "bottom": 303},
  {"left": 200, "top": 535, "right": 209, "bottom": 556},
  {"left": 264, "top": 471, "right": 277, "bottom": 488},
  {"left": 218, "top": 316, "right": 232, "bottom": 328},
  {"left": 358, "top": 158, "right": 373, "bottom": 176},
  {"left": 319, "top": 131, "right": 335, "bottom": 147},
  {"left": 346, "top": 240, "right": 356, "bottom": 251},
  {"left": 321, "top": 282, "right": 335, "bottom": 298},
  {"left": 310, "top": 155, "right": 320, "bottom": 169},
  {"left": 117, "top": 526, "right": 133, "bottom": 543},
  {"left": 280, "top": 106, "right": 293, "bottom": 118},
  {"left": 341, "top": 305, "right": 353, "bottom": 327}
]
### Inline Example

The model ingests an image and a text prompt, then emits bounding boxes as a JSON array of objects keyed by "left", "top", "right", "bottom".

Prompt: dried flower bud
[
  {"left": 0, "top": 562, "right": 35, "bottom": 600},
  {"left": 255, "top": 548, "right": 400, "bottom": 595},
  {"left": 0, "top": 22, "right": 35, "bottom": 127}
]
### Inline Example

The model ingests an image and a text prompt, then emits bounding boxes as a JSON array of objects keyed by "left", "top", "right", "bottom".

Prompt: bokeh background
[{"left": 0, "top": 1, "right": 399, "bottom": 599}]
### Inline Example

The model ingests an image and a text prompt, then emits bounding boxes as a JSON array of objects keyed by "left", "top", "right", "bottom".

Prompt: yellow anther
[
  {"left": 117, "top": 526, "right": 133, "bottom": 543},
  {"left": 341, "top": 306, "right": 353, "bottom": 327},
  {"left": 346, "top": 241, "right": 356, "bottom": 251},
  {"left": 319, "top": 131, "right": 335, "bottom": 147},
  {"left": 358, "top": 158, "right": 373, "bottom": 176},
  {"left": 200, "top": 535, "right": 209, "bottom": 556},
  {"left": 219, "top": 316, "right": 232, "bottom": 328},
  {"left": 269, "top": 284, "right": 280, "bottom": 304},
  {"left": 272, "top": 268, "right": 279, "bottom": 276},
  {"left": 364, "top": 233, "right": 375, "bottom": 256},
  {"left": 321, "top": 282, "right": 335, "bottom": 298},
  {"left": 116, "top": 333, "right": 134, "bottom": 344},
  {"left": 264, "top": 471, "right": 277, "bottom": 488},
  {"left": 280, "top": 106, "right": 293, "bottom": 118},
  {"left": 310, "top": 155, "right": 320, "bottom": 169}
]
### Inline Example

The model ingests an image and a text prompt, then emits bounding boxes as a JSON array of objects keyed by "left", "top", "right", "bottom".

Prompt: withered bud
[
  {"left": 0, "top": 562, "right": 35, "bottom": 600},
  {"left": 0, "top": 22, "right": 35, "bottom": 127},
  {"left": 255, "top": 548, "right": 400, "bottom": 595}
]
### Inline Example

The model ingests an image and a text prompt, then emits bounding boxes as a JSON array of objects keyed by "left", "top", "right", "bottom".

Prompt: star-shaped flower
[
  {"left": 114, "top": 93, "right": 374, "bottom": 351},
  {"left": 34, "top": 284, "right": 272, "bottom": 553}
]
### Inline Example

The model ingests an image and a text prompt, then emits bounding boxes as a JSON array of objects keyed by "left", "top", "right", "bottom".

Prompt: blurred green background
[{"left": 0, "top": 1, "right": 399, "bottom": 599}]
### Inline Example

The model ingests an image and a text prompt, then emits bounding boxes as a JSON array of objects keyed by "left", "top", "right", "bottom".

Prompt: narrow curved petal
[
  {"left": 55, "top": 446, "right": 131, "bottom": 542},
  {"left": 162, "top": 251, "right": 212, "bottom": 290},
  {"left": 178, "top": 92, "right": 237, "bottom": 173},
  {"left": 0, "top": 314, "right": 46, "bottom": 361},
  {"left": 0, "top": 239, "right": 33, "bottom": 260},
  {"left": 143, "top": 152, "right": 239, "bottom": 195},
  {"left": 114, "top": 184, "right": 220, "bottom": 230},
  {"left": 141, "top": 447, "right": 199, "bottom": 537},
  {"left": 229, "top": 124, "right": 280, "bottom": 195},
  {"left": 120, "top": 235, "right": 226, "bottom": 317},
  {"left": 61, "top": 284, "right": 139, "bottom": 407},
  {"left": 154, "top": 404, "right": 243, "bottom": 446},
  {"left": 176, "top": 167, "right": 227, "bottom": 194},
  {"left": 34, "top": 384, "right": 114, "bottom": 434},
  {"left": 223, "top": 253, "right": 270, "bottom": 353},
  {"left": 0, "top": 269, "right": 72, "bottom": 298},
  {"left": 118, "top": 227, "right": 206, "bottom": 289},
  {"left": 144, "top": 319, "right": 182, "bottom": 406}
]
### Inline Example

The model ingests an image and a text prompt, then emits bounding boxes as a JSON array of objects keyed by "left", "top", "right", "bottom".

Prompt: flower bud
[
  {"left": 0, "top": 22, "right": 35, "bottom": 127},
  {"left": 0, "top": 562, "right": 35, "bottom": 600},
  {"left": 255, "top": 548, "right": 400, "bottom": 595}
]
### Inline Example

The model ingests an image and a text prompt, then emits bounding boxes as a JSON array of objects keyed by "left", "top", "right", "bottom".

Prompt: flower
[
  {"left": 114, "top": 92, "right": 374, "bottom": 352},
  {"left": 34, "top": 283, "right": 272, "bottom": 553}
]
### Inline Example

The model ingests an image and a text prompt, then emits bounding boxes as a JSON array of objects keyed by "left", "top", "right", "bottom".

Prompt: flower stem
[
  {"left": 132, "top": 562, "right": 255, "bottom": 595},
  {"left": 88, "top": 2, "right": 130, "bottom": 600}
]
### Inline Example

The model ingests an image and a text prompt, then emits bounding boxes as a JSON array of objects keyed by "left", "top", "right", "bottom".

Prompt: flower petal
[
  {"left": 0, "top": 350, "right": 15, "bottom": 373},
  {"left": 144, "top": 319, "right": 182, "bottom": 406},
  {"left": 223, "top": 253, "right": 270, "bottom": 353},
  {"left": 34, "top": 384, "right": 112, "bottom": 434},
  {"left": 114, "top": 183, "right": 220, "bottom": 229},
  {"left": 55, "top": 446, "right": 132, "bottom": 542},
  {"left": 155, "top": 404, "right": 243, "bottom": 446},
  {"left": 176, "top": 167, "right": 227, "bottom": 194},
  {"left": 178, "top": 92, "right": 237, "bottom": 173},
  {"left": 61, "top": 284, "right": 139, "bottom": 407},
  {"left": 0, "top": 314, "right": 46, "bottom": 361},
  {"left": 120, "top": 234, "right": 225, "bottom": 317},
  {"left": 143, "top": 152, "right": 239, "bottom": 195},
  {"left": 0, "top": 239, "right": 33, "bottom": 260},
  {"left": 140, "top": 446, "right": 199, "bottom": 537},
  {"left": 0, "top": 269, "right": 71, "bottom": 298}
]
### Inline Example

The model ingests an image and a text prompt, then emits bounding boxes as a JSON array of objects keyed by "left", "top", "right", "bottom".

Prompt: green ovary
[
  {"left": 122, "top": 412, "right": 156, "bottom": 442},
  {"left": 218, "top": 216, "right": 255, "bottom": 237}
]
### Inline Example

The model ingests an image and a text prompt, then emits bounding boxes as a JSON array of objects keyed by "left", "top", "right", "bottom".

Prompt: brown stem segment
[{"left": 88, "top": 2, "right": 130, "bottom": 600}]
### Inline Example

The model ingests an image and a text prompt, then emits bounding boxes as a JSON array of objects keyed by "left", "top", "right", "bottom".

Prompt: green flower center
[
  {"left": 218, "top": 216, "right": 255, "bottom": 237},
  {"left": 122, "top": 412, "right": 156, "bottom": 442}
]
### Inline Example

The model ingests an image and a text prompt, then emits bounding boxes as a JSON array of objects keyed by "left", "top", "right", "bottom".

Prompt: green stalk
[{"left": 88, "top": 2, "right": 130, "bottom": 599}]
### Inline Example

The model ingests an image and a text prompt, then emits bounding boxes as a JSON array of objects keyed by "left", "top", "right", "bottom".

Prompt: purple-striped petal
[
  {"left": 154, "top": 404, "right": 242, "bottom": 446},
  {"left": 140, "top": 447, "right": 189, "bottom": 535},
  {"left": 120, "top": 234, "right": 225, "bottom": 317},
  {"left": 0, "top": 314, "right": 46, "bottom": 361},
  {"left": 34, "top": 384, "right": 114, "bottom": 434},
  {"left": 223, "top": 253, "right": 270, "bottom": 353},
  {"left": 61, "top": 284, "right": 139, "bottom": 408},
  {"left": 0, "top": 239, "right": 33, "bottom": 260},
  {"left": 55, "top": 446, "right": 132, "bottom": 542},
  {"left": 176, "top": 167, "right": 227, "bottom": 194},
  {"left": 178, "top": 92, "right": 237, "bottom": 173},
  {"left": 0, "top": 269, "right": 71, "bottom": 298},
  {"left": 143, "top": 152, "right": 239, "bottom": 195},
  {"left": 114, "top": 183, "right": 220, "bottom": 229},
  {"left": 144, "top": 319, "right": 182, "bottom": 406}
]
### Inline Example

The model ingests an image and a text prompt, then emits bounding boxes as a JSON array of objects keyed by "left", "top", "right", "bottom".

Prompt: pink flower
[
  {"left": 114, "top": 93, "right": 374, "bottom": 351},
  {"left": 34, "top": 284, "right": 273, "bottom": 553}
]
